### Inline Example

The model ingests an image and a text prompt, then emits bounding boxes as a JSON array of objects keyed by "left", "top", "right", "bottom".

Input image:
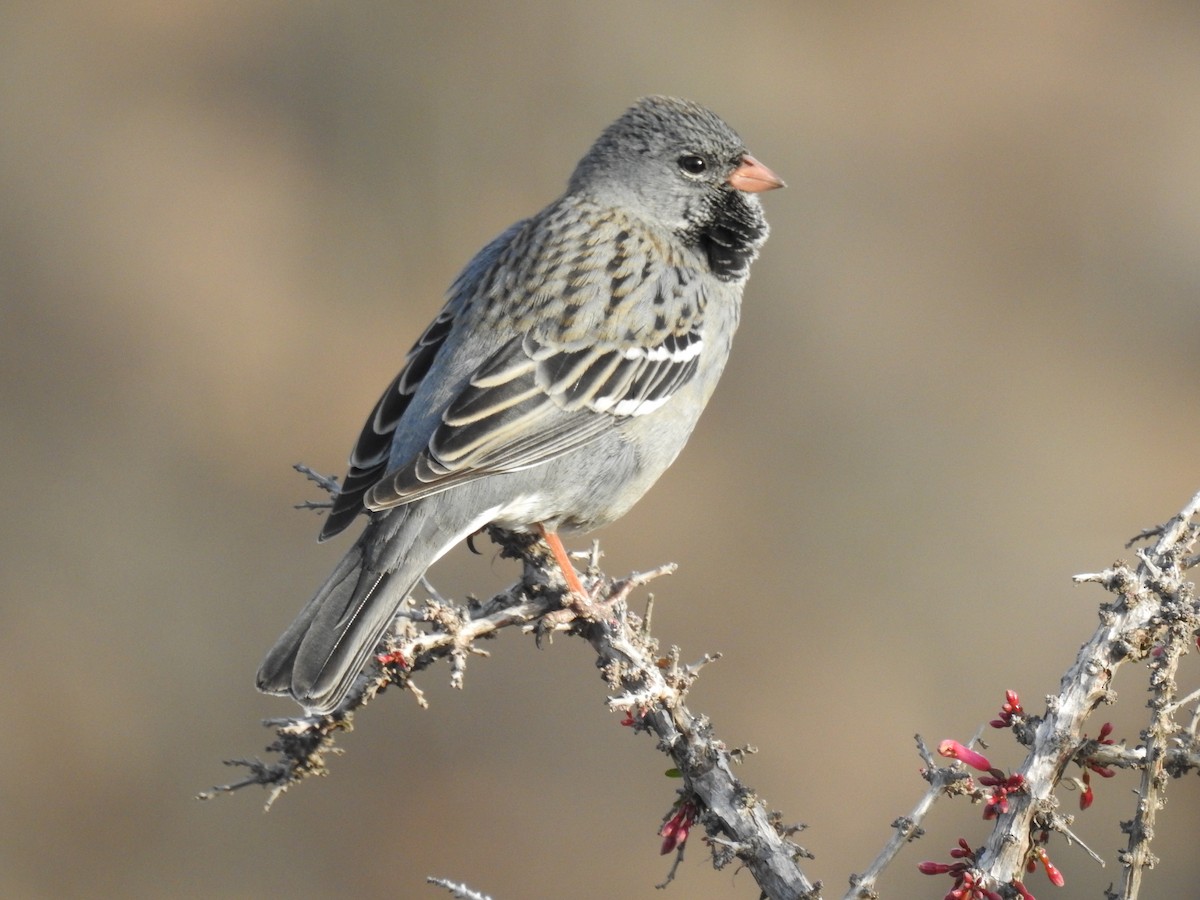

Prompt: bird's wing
[
  {"left": 365, "top": 324, "right": 703, "bottom": 508},
  {"left": 364, "top": 213, "right": 711, "bottom": 510}
]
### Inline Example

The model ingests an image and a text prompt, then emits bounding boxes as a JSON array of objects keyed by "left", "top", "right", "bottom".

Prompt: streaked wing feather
[
  {"left": 365, "top": 321, "right": 704, "bottom": 510},
  {"left": 319, "top": 308, "right": 456, "bottom": 541},
  {"left": 434, "top": 391, "right": 550, "bottom": 464}
]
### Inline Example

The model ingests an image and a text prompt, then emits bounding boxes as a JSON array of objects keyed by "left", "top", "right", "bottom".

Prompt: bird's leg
[{"left": 537, "top": 524, "right": 590, "bottom": 604}]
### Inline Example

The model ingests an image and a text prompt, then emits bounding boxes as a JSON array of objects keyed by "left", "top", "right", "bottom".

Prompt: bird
[{"left": 257, "top": 96, "right": 783, "bottom": 714}]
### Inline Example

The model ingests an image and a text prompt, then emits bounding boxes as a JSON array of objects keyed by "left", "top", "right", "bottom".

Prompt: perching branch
[
  {"left": 207, "top": 478, "right": 1200, "bottom": 900},
  {"left": 203, "top": 492, "right": 818, "bottom": 898}
]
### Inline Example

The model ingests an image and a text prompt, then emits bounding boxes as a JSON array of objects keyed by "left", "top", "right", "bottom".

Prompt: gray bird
[{"left": 257, "top": 96, "right": 783, "bottom": 714}]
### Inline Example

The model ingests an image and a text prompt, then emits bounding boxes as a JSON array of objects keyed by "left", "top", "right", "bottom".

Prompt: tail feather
[
  {"left": 289, "top": 565, "right": 400, "bottom": 712},
  {"left": 257, "top": 522, "right": 421, "bottom": 714},
  {"left": 257, "top": 503, "right": 491, "bottom": 714},
  {"left": 256, "top": 536, "right": 367, "bottom": 696}
]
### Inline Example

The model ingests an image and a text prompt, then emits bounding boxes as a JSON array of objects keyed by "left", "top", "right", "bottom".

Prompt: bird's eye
[{"left": 677, "top": 155, "right": 708, "bottom": 176}]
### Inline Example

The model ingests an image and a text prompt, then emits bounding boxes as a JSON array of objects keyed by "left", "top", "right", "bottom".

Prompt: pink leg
[{"left": 537, "top": 524, "right": 587, "bottom": 598}]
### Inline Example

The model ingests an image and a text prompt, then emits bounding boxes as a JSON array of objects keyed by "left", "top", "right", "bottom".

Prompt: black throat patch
[{"left": 695, "top": 191, "right": 768, "bottom": 282}]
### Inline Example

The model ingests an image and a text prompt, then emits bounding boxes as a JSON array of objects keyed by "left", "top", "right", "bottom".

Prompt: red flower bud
[
  {"left": 1080, "top": 784, "right": 1094, "bottom": 810},
  {"left": 659, "top": 802, "right": 697, "bottom": 855},
  {"left": 1037, "top": 848, "right": 1065, "bottom": 887},
  {"left": 938, "top": 739, "right": 992, "bottom": 772}
]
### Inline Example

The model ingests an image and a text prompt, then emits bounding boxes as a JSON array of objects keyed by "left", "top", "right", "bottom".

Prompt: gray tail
[{"left": 257, "top": 511, "right": 432, "bottom": 714}]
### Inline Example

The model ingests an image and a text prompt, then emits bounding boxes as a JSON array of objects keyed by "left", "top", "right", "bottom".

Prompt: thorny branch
[
  {"left": 203, "top": 502, "right": 817, "bottom": 898},
  {"left": 843, "top": 735, "right": 975, "bottom": 899},
  {"left": 208, "top": 478, "right": 1200, "bottom": 900},
  {"left": 427, "top": 876, "right": 494, "bottom": 900}
]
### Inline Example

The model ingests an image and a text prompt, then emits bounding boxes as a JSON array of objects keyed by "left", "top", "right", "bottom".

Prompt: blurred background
[{"left": 3, "top": 3, "right": 1199, "bottom": 898}]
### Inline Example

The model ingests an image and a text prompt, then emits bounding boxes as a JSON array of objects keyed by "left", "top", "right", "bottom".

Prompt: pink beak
[{"left": 727, "top": 154, "right": 785, "bottom": 193}]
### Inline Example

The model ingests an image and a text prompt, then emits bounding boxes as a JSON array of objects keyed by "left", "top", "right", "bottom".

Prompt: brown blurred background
[{"left": 3, "top": 3, "right": 1199, "bottom": 898}]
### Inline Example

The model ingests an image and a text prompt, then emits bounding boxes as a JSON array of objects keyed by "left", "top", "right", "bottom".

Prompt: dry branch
[{"left": 206, "top": 484, "right": 1200, "bottom": 900}]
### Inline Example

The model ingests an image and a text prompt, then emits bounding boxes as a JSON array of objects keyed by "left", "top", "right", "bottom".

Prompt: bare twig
[
  {"left": 844, "top": 736, "right": 972, "bottom": 899},
  {"left": 293, "top": 463, "right": 340, "bottom": 496},
  {"left": 426, "top": 876, "right": 493, "bottom": 900}
]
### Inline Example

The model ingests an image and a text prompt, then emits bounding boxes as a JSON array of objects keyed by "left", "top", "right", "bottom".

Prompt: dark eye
[{"left": 677, "top": 154, "right": 708, "bottom": 176}]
